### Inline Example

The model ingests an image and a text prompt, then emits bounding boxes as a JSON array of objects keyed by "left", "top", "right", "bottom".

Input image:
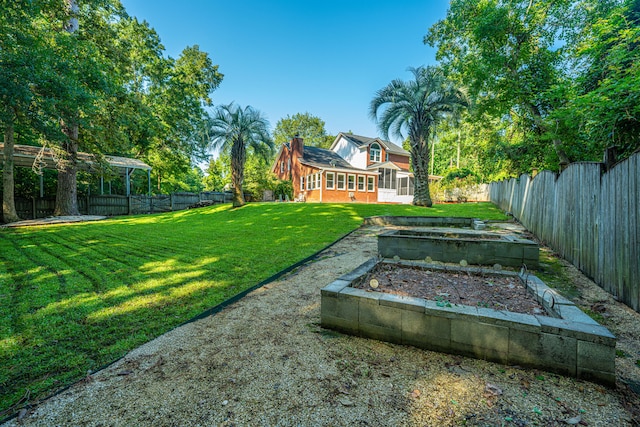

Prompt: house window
[
  {"left": 369, "top": 143, "right": 381, "bottom": 163},
  {"left": 347, "top": 174, "right": 356, "bottom": 191},
  {"left": 307, "top": 175, "right": 312, "bottom": 190},
  {"left": 300, "top": 176, "right": 304, "bottom": 191},
  {"left": 337, "top": 173, "right": 346, "bottom": 190},
  {"left": 287, "top": 158, "right": 291, "bottom": 171},
  {"left": 385, "top": 153, "right": 389, "bottom": 162},
  {"left": 280, "top": 161, "right": 284, "bottom": 173},
  {"left": 326, "top": 172, "right": 335, "bottom": 189},
  {"left": 316, "top": 173, "right": 321, "bottom": 188},
  {"left": 357, "top": 176, "right": 365, "bottom": 191},
  {"left": 367, "top": 176, "right": 375, "bottom": 192},
  {"left": 378, "top": 168, "right": 397, "bottom": 189}
]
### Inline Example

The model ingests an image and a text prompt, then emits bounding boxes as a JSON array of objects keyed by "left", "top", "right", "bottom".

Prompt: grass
[
  {"left": 0, "top": 202, "right": 506, "bottom": 414},
  {"left": 533, "top": 248, "right": 581, "bottom": 300}
]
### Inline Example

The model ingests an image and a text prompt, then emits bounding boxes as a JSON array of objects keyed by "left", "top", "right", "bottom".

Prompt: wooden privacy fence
[
  {"left": 14, "top": 191, "right": 232, "bottom": 219},
  {"left": 489, "top": 152, "right": 640, "bottom": 312}
]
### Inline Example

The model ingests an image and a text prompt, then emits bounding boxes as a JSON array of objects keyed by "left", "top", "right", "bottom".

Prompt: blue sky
[{"left": 119, "top": 1, "right": 450, "bottom": 143}]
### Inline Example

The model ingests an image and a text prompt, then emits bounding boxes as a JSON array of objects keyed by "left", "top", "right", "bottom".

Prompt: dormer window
[{"left": 369, "top": 143, "right": 381, "bottom": 163}]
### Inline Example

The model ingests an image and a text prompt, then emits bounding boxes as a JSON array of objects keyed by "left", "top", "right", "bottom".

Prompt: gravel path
[{"left": 4, "top": 225, "right": 639, "bottom": 426}]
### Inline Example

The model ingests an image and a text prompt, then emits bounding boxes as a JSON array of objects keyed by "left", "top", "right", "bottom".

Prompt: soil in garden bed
[{"left": 354, "top": 263, "right": 548, "bottom": 316}]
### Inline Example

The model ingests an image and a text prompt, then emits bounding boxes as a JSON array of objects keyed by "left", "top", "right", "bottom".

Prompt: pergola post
[
  {"left": 125, "top": 167, "right": 130, "bottom": 196},
  {"left": 148, "top": 169, "right": 151, "bottom": 196}
]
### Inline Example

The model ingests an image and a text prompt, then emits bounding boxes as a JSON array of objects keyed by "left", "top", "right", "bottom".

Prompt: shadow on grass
[{"left": 0, "top": 202, "right": 506, "bottom": 415}]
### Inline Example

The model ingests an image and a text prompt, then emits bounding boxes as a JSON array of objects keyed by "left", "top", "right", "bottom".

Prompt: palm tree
[
  {"left": 370, "top": 66, "right": 468, "bottom": 207},
  {"left": 209, "top": 103, "right": 273, "bottom": 207}
]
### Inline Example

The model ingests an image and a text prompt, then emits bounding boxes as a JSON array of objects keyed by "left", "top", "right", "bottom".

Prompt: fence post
[
  {"left": 32, "top": 197, "right": 36, "bottom": 219},
  {"left": 128, "top": 195, "right": 132, "bottom": 215}
]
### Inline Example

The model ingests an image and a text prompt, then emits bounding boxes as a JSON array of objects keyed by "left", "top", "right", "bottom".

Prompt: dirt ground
[
  {"left": 4, "top": 224, "right": 640, "bottom": 426},
  {"left": 352, "top": 263, "right": 548, "bottom": 316}
]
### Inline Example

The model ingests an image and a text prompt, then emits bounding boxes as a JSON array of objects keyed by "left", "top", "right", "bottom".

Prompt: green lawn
[{"left": 0, "top": 202, "right": 506, "bottom": 414}]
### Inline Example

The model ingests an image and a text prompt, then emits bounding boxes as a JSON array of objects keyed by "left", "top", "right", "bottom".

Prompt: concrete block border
[
  {"left": 378, "top": 229, "right": 539, "bottom": 268},
  {"left": 363, "top": 215, "right": 486, "bottom": 230},
  {"left": 320, "top": 259, "right": 616, "bottom": 386}
]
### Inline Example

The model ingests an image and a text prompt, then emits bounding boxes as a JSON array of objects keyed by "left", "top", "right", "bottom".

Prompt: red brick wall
[
  {"left": 321, "top": 184, "right": 378, "bottom": 203},
  {"left": 273, "top": 138, "right": 379, "bottom": 203},
  {"left": 296, "top": 170, "right": 378, "bottom": 203},
  {"left": 364, "top": 144, "right": 410, "bottom": 171},
  {"left": 389, "top": 152, "right": 410, "bottom": 170},
  {"left": 272, "top": 147, "right": 291, "bottom": 181}
]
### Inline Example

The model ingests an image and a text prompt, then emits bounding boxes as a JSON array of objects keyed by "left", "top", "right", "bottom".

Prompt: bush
[
  {"left": 431, "top": 169, "right": 487, "bottom": 203},
  {"left": 441, "top": 168, "right": 480, "bottom": 185},
  {"left": 273, "top": 180, "right": 293, "bottom": 201}
]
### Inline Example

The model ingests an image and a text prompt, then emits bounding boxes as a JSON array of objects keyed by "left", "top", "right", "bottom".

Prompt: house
[
  {"left": 329, "top": 133, "right": 415, "bottom": 204},
  {"left": 272, "top": 132, "right": 437, "bottom": 204},
  {"left": 271, "top": 136, "right": 378, "bottom": 203}
]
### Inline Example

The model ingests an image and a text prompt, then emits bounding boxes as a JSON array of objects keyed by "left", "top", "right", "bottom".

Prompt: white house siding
[
  {"left": 377, "top": 188, "right": 413, "bottom": 204},
  {"left": 351, "top": 150, "right": 368, "bottom": 169},
  {"left": 333, "top": 137, "right": 367, "bottom": 169}
]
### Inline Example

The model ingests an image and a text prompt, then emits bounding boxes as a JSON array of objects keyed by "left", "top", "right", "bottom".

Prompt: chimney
[{"left": 291, "top": 135, "right": 304, "bottom": 158}]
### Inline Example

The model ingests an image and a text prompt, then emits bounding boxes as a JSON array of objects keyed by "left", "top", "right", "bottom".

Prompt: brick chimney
[{"left": 290, "top": 135, "right": 304, "bottom": 159}]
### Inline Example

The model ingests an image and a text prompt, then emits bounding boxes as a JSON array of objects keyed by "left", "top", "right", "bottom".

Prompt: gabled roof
[
  {"left": 270, "top": 143, "right": 288, "bottom": 173},
  {"left": 300, "top": 145, "right": 369, "bottom": 172},
  {"left": 273, "top": 142, "right": 374, "bottom": 174},
  {"left": 366, "top": 161, "right": 407, "bottom": 172},
  {"left": 330, "top": 132, "right": 409, "bottom": 156}
]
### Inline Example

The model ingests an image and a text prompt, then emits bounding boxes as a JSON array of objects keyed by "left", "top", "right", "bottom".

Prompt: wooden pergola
[{"left": 0, "top": 143, "right": 152, "bottom": 196}]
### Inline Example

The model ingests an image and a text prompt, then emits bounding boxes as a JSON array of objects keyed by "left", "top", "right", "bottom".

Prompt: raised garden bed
[
  {"left": 378, "top": 228, "right": 539, "bottom": 268},
  {"left": 320, "top": 259, "right": 616, "bottom": 385}
]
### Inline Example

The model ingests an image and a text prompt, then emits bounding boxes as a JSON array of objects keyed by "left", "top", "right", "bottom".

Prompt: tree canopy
[
  {"left": 272, "top": 112, "right": 334, "bottom": 149},
  {"left": 424, "top": 0, "right": 640, "bottom": 176},
  {"left": 1, "top": 0, "right": 223, "bottom": 221},
  {"left": 370, "top": 66, "right": 468, "bottom": 207},
  {"left": 208, "top": 103, "right": 273, "bottom": 207}
]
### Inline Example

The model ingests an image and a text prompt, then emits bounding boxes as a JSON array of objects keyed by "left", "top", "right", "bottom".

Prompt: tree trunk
[
  {"left": 526, "top": 103, "right": 571, "bottom": 166},
  {"left": 54, "top": 0, "right": 81, "bottom": 217},
  {"left": 54, "top": 121, "right": 80, "bottom": 216},
  {"left": 552, "top": 138, "right": 571, "bottom": 169},
  {"left": 2, "top": 123, "right": 21, "bottom": 223},
  {"left": 456, "top": 129, "right": 461, "bottom": 168},
  {"left": 230, "top": 139, "right": 246, "bottom": 207},
  {"left": 410, "top": 137, "right": 433, "bottom": 207}
]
